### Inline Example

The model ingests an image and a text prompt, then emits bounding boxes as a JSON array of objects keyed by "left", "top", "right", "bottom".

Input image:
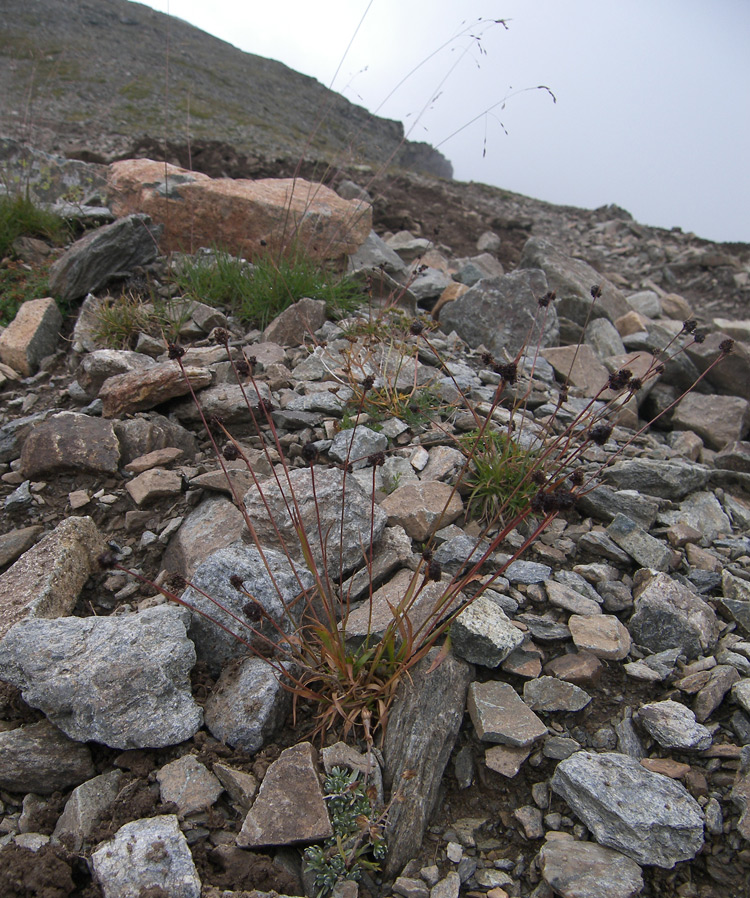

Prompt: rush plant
[{"left": 102, "top": 294, "right": 733, "bottom": 746}]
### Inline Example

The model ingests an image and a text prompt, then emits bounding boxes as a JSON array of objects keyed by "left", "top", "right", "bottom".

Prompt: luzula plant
[{"left": 101, "top": 275, "right": 734, "bottom": 745}]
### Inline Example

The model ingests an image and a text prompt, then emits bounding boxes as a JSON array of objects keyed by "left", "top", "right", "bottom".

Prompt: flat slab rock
[
  {"left": 539, "top": 837, "right": 644, "bottom": 898},
  {"left": 236, "top": 742, "right": 332, "bottom": 848},
  {"left": 0, "top": 719, "right": 95, "bottom": 795},
  {"left": 0, "top": 604, "right": 202, "bottom": 749},
  {"left": 551, "top": 751, "right": 704, "bottom": 867},
  {"left": 467, "top": 680, "right": 547, "bottom": 747}
]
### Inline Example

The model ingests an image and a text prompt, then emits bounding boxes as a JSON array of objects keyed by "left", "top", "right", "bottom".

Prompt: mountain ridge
[{"left": 0, "top": 0, "right": 452, "bottom": 178}]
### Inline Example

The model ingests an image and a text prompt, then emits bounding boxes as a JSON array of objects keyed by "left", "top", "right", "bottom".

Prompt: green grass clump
[
  {"left": 0, "top": 194, "right": 67, "bottom": 260},
  {"left": 460, "top": 428, "right": 542, "bottom": 524},
  {"left": 0, "top": 259, "right": 54, "bottom": 326},
  {"left": 172, "top": 246, "right": 362, "bottom": 331},
  {"left": 91, "top": 292, "right": 192, "bottom": 350}
]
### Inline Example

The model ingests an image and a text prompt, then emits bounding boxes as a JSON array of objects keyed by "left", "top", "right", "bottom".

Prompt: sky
[{"left": 134, "top": 0, "right": 750, "bottom": 244}]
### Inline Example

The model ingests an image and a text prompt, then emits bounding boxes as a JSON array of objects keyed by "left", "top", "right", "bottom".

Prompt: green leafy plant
[
  {"left": 171, "top": 244, "right": 362, "bottom": 331},
  {"left": 304, "top": 766, "right": 386, "bottom": 898}
]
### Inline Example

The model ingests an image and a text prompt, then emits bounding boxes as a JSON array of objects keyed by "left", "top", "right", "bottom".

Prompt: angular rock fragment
[
  {"left": 636, "top": 700, "right": 712, "bottom": 751},
  {"left": 52, "top": 770, "right": 124, "bottom": 851},
  {"left": 440, "top": 269, "right": 557, "bottom": 357},
  {"left": 0, "top": 296, "right": 62, "bottom": 375},
  {"left": 156, "top": 755, "right": 223, "bottom": 817},
  {"left": 0, "top": 720, "right": 95, "bottom": 794},
  {"left": 20, "top": 411, "right": 120, "bottom": 477},
  {"left": 180, "top": 542, "right": 313, "bottom": 674},
  {"left": 237, "top": 742, "right": 332, "bottom": 847},
  {"left": 628, "top": 572, "right": 720, "bottom": 660},
  {"left": 203, "top": 656, "right": 290, "bottom": 753},
  {"left": 100, "top": 362, "right": 212, "bottom": 417},
  {"left": 89, "top": 814, "right": 201, "bottom": 898},
  {"left": 467, "top": 681, "right": 547, "bottom": 747},
  {"left": 551, "top": 751, "right": 704, "bottom": 867},
  {"left": 49, "top": 213, "right": 161, "bottom": 301},
  {"left": 383, "top": 648, "right": 472, "bottom": 877},
  {"left": 450, "top": 594, "right": 525, "bottom": 667},
  {"left": 380, "top": 481, "right": 463, "bottom": 541},
  {"left": 244, "top": 466, "right": 386, "bottom": 577},
  {"left": 0, "top": 515, "right": 105, "bottom": 639}
]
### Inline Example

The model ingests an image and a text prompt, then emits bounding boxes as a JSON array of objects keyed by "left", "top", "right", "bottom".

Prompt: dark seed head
[
  {"left": 229, "top": 574, "right": 245, "bottom": 590},
  {"left": 212, "top": 328, "right": 230, "bottom": 345},
  {"left": 243, "top": 602, "right": 262, "bottom": 622},
  {"left": 361, "top": 374, "right": 376, "bottom": 392},
  {"left": 693, "top": 332, "right": 706, "bottom": 344},
  {"left": 590, "top": 284, "right": 603, "bottom": 299},
  {"left": 628, "top": 377, "right": 643, "bottom": 392},
  {"left": 570, "top": 469, "right": 585, "bottom": 486},
  {"left": 422, "top": 548, "right": 434, "bottom": 562},
  {"left": 367, "top": 451, "right": 386, "bottom": 468},
  {"left": 223, "top": 443, "right": 240, "bottom": 461},
  {"left": 608, "top": 368, "right": 632, "bottom": 391},
  {"left": 302, "top": 442, "right": 319, "bottom": 463},
  {"left": 494, "top": 361, "right": 517, "bottom": 384},
  {"left": 427, "top": 560, "right": 442, "bottom": 582},
  {"left": 98, "top": 550, "right": 118, "bottom": 570},
  {"left": 720, "top": 338, "right": 735, "bottom": 355},
  {"left": 537, "top": 291, "right": 556, "bottom": 308},
  {"left": 682, "top": 318, "right": 698, "bottom": 335},
  {"left": 245, "top": 355, "right": 257, "bottom": 372},
  {"left": 590, "top": 422, "right": 613, "bottom": 445},
  {"left": 409, "top": 320, "right": 425, "bottom": 336},
  {"left": 167, "top": 342, "right": 185, "bottom": 360},
  {"left": 235, "top": 359, "right": 250, "bottom": 378}
]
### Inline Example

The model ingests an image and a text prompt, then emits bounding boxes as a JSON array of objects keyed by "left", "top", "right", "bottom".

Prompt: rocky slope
[
  {"left": 0, "top": 0, "right": 451, "bottom": 178},
  {"left": 0, "top": 150, "right": 749, "bottom": 897}
]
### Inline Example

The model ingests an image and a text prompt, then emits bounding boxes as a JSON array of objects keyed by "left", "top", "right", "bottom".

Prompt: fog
[{"left": 135, "top": 0, "right": 750, "bottom": 244}]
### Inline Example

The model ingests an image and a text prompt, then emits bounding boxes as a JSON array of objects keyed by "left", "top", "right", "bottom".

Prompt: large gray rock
[
  {"left": 181, "top": 541, "right": 314, "bottom": 675},
  {"left": 20, "top": 411, "right": 121, "bottom": 477},
  {"left": 243, "top": 466, "right": 387, "bottom": 578},
  {"left": 0, "top": 719, "right": 95, "bottom": 794},
  {"left": 329, "top": 424, "right": 388, "bottom": 469},
  {"left": 49, "top": 213, "right": 161, "bottom": 301},
  {"left": 203, "top": 656, "right": 290, "bottom": 752},
  {"left": 518, "top": 236, "right": 629, "bottom": 325},
  {"left": 383, "top": 648, "right": 473, "bottom": 877},
  {"left": 672, "top": 393, "right": 750, "bottom": 450},
  {"left": 162, "top": 495, "right": 246, "bottom": 578},
  {"left": 0, "top": 605, "right": 202, "bottom": 749},
  {"left": 551, "top": 751, "right": 704, "bottom": 867},
  {"left": 439, "top": 270, "right": 558, "bottom": 358},
  {"left": 89, "top": 814, "right": 201, "bottom": 898},
  {"left": 628, "top": 573, "right": 720, "bottom": 660},
  {"left": 539, "top": 838, "right": 644, "bottom": 898},
  {"left": 602, "top": 459, "right": 710, "bottom": 500}
]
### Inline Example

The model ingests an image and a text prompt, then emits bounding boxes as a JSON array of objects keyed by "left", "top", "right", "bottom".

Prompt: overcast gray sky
[{"left": 135, "top": 0, "right": 749, "bottom": 244}]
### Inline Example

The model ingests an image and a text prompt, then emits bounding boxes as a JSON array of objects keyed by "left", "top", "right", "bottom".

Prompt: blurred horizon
[{"left": 135, "top": 0, "right": 750, "bottom": 244}]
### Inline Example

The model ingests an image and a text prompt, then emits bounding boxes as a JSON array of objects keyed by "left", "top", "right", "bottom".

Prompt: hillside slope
[{"left": 0, "top": 0, "right": 451, "bottom": 177}]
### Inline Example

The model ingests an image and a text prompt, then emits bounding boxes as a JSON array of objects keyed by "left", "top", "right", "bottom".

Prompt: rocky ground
[{"left": 0, "top": 146, "right": 749, "bottom": 898}]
